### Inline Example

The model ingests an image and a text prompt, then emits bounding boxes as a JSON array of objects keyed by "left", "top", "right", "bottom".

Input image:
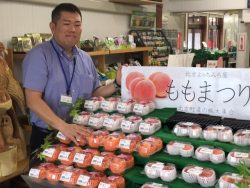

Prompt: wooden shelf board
[
  {"left": 87, "top": 50, "right": 109, "bottom": 56},
  {"left": 0, "top": 157, "right": 29, "bottom": 183},
  {"left": 110, "top": 0, "right": 162, "bottom": 5},
  {"left": 109, "top": 47, "right": 153, "bottom": 54}
]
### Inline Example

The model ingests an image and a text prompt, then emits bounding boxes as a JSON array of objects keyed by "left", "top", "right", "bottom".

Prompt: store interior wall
[
  {"left": 167, "top": 0, "right": 247, "bottom": 12},
  {"left": 0, "top": 1, "right": 153, "bottom": 47},
  {"left": 0, "top": 1, "right": 156, "bottom": 82}
]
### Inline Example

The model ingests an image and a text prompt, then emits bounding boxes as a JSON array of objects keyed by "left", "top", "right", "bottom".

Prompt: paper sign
[{"left": 122, "top": 66, "right": 250, "bottom": 120}]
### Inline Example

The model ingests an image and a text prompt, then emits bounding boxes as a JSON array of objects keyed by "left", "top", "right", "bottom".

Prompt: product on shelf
[
  {"left": 227, "top": 150, "right": 250, "bottom": 167},
  {"left": 129, "top": 29, "right": 173, "bottom": 66},
  {"left": 56, "top": 131, "right": 71, "bottom": 145},
  {"left": 102, "top": 113, "right": 125, "bottom": 131},
  {"left": 74, "top": 148, "right": 100, "bottom": 169},
  {"left": 137, "top": 137, "right": 163, "bottom": 157},
  {"left": 99, "top": 176, "right": 125, "bottom": 188},
  {"left": 88, "top": 112, "right": 109, "bottom": 129},
  {"left": 119, "top": 133, "right": 142, "bottom": 153},
  {"left": 84, "top": 96, "right": 105, "bottom": 112},
  {"left": 100, "top": 96, "right": 121, "bottom": 112},
  {"left": 182, "top": 165, "right": 216, "bottom": 187},
  {"left": 133, "top": 101, "right": 155, "bottom": 116},
  {"left": 120, "top": 115, "right": 143, "bottom": 133},
  {"left": 42, "top": 144, "right": 67, "bottom": 162},
  {"left": 144, "top": 161, "right": 177, "bottom": 182},
  {"left": 195, "top": 146, "right": 225, "bottom": 164},
  {"left": 73, "top": 111, "right": 93, "bottom": 125},
  {"left": 144, "top": 161, "right": 165, "bottom": 179},
  {"left": 160, "top": 164, "right": 177, "bottom": 182},
  {"left": 166, "top": 141, "right": 194, "bottom": 157},
  {"left": 76, "top": 171, "right": 106, "bottom": 188},
  {"left": 103, "top": 132, "right": 125, "bottom": 151},
  {"left": 173, "top": 122, "right": 202, "bottom": 138},
  {"left": 28, "top": 163, "right": 56, "bottom": 180},
  {"left": 218, "top": 173, "right": 250, "bottom": 188},
  {"left": 233, "top": 129, "right": 250, "bottom": 146},
  {"left": 87, "top": 130, "right": 109, "bottom": 148},
  {"left": 203, "top": 125, "right": 233, "bottom": 142},
  {"left": 91, "top": 151, "right": 115, "bottom": 171},
  {"left": 116, "top": 99, "right": 136, "bottom": 114},
  {"left": 58, "top": 146, "right": 83, "bottom": 166},
  {"left": 141, "top": 182, "right": 169, "bottom": 188},
  {"left": 61, "top": 168, "right": 88, "bottom": 186},
  {"left": 139, "top": 117, "right": 161, "bottom": 135},
  {"left": 109, "top": 154, "right": 134, "bottom": 175},
  {"left": 46, "top": 167, "right": 63, "bottom": 183}
]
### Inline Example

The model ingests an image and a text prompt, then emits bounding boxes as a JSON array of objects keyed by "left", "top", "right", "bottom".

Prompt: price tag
[
  {"left": 117, "top": 102, "right": 127, "bottom": 112},
  {"left": 98, "top": 182, "right": 111, "bottom": 188},
  {"left": 133, "top": 104, "right": 143, "bottom": 113},
  {"left": 73, "top": 115, "right": 85, "bottom": 124},
  {"left": 139, "top": 122, "right": 151, "bottom": 133},
  {"left": 73, "top": 153, "right": 86, "bottom": 163},
  {"left": 182, "top": 122, "right": 194, "bottom": 126},
  {"left": 84, "top": 100, "right": 94, "bottom": 109},
  {"left": 77, "top": 175, "right": 90, "bottom": 186},
  {"left": 42, "top": 148, "right": 55, "bottom": 158},
  {"left": 152, "top": 183, "right": 164, "bottom": 187},
  {"left": 151, "top": 162, "right": 164, "bottom": 170},
  {"left": 101, "top": 101, "right": 110, "bottom": 109},
  {"left": 119, "top": 139, "right": 131, "bottom": 149},
  {"left": 242, "top": 130, "right": 250, "bottom": 134},
  {"left": 187, "top": 166, "right": 203, "bottom": 176},
  {"left": 199, "top": 148, "right": 212, "bottom": 154},
  {"left": 91, "top": 156, "right": 104, "bottom": 166},
  {"left": 121, "top": 120, "right": 132, "bottom": 130},
  {"left": 234, "top": 152, "right": 249, "bottom": 158},
  {"left": 56, "top": 131, "right": 66, "bottom": 140},
  {"left": 88, "top": 117, "right": 99, "bottom": 126},
  {"left": 58, "top": 151, "right": 70, "bottom": 161},
  {"left": 103, "top": 118, "right": 115, "bottom": 128},
  {"left": 172, "top": 142, "right": 185, "bottom": 149},
  {"left": 60, "top": 171, "right": 72, "bottom": 182},
  {"left": 29, "top": 168, "right": 40, "bottom": 178}
]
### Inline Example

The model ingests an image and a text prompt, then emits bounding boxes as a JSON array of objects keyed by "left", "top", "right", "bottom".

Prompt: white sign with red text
[{"left": 121, "top": 66, "right": 250, "bottom": 120}]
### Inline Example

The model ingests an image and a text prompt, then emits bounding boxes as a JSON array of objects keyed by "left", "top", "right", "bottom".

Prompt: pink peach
[
  {"left": 126, "top": 72, "right": 144, "bottom": 90},
  {"left": 132, "top": 79, "right": 156, "bottom": 102},
  {"left": 129, "top": 77, "right": 145, "bottom": 96},
  {"left": 149, "top": 72, "right": 172, "bottom": 98}
]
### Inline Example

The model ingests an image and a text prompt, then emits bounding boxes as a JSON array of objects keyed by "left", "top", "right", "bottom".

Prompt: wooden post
[{"left": 156, "top": 4, "right": 163, "bottom": 29}]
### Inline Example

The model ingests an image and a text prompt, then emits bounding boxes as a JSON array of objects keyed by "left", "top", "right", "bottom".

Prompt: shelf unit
[
  {"left": 109, "top": 0, "right": 162, "bottom": 5},
  {"left": 13, "top": 47, "right": 152, "bottom": 73}
]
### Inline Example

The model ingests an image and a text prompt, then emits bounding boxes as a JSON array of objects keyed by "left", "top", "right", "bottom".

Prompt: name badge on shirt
[{"left": 60, "top": 95, "right": 73, "bottom": 106}]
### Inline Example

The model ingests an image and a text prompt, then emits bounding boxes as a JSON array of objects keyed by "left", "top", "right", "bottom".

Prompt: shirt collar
[{"left": 50, "top": 38, "right": 79, "bottom": 58}]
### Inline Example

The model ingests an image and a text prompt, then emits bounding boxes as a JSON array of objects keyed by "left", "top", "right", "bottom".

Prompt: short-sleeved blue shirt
[{"left": 22, "top": 39, "right": 100, "bottom": 129}]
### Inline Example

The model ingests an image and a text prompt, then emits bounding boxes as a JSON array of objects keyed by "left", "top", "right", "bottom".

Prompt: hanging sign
[{"left": 122, "top": 66, "right": 250, "bottom": 120}]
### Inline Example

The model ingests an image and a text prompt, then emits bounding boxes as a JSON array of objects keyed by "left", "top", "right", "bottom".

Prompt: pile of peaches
[{"left": 125, "top": 71, "right": 172, "bottom": 102}]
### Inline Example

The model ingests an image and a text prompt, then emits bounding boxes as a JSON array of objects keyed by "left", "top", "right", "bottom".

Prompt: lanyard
[{"left": 50, "top": 40, "right": 76, "bottom": 95}]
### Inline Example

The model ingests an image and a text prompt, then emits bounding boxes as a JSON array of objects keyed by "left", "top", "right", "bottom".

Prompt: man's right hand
[{"left": 59, "top": 123, "right": 87, "bottom": 145}]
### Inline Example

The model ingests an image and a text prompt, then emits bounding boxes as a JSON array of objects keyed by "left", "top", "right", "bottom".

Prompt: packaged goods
[{"left": 84, "top": 97, "right": 104, "bottom": 111}]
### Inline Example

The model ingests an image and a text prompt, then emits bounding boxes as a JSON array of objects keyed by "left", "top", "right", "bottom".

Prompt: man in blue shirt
[{"left": 22, "top": 3, "right": 121, "bottom": 159}]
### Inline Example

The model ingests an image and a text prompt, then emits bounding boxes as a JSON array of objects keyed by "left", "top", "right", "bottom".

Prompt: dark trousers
[{"left": 29, "top": 125, "right": 51, "bottom": 167}]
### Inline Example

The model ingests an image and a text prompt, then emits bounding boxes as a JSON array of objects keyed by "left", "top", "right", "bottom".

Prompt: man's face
[{"left": 50, "top": 11, "right": 82, "bottom": 50}]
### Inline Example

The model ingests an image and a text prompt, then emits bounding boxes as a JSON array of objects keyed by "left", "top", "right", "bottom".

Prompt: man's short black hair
[{"left": 51, "top": 3, "right": 82, "bottom": 23}]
